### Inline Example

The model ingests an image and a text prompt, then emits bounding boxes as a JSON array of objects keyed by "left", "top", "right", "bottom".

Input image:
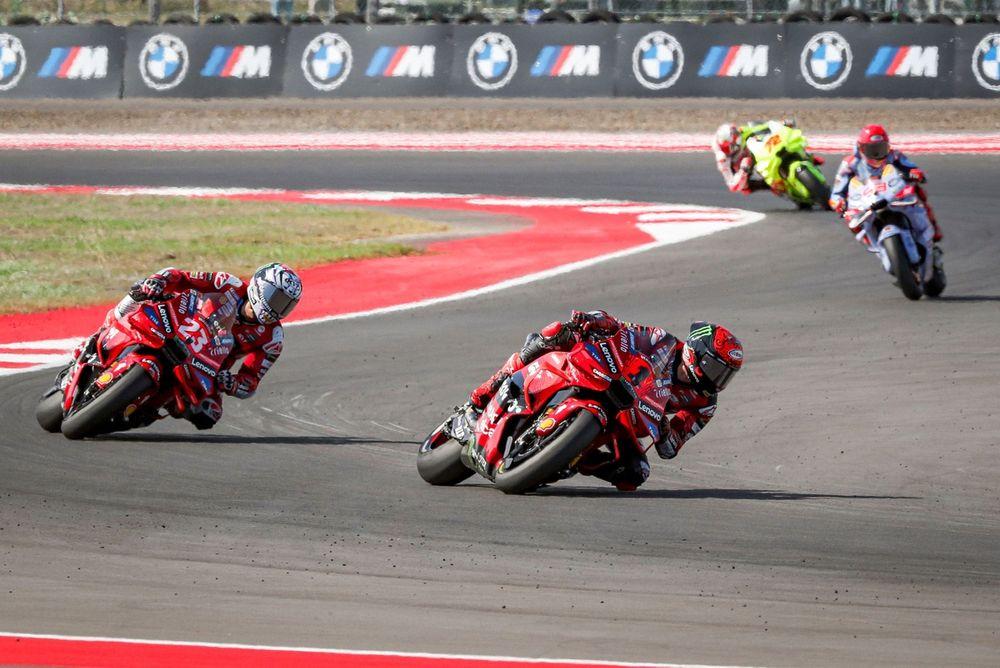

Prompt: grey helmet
[{"left": 246, "top": 263, "right": 302, "bottom": 324}]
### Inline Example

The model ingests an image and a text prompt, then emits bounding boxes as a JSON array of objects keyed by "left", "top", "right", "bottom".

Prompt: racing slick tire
[
  {"left": 417, "top": 431, "right": 475, "bottom": 486},
  {"left": 35, "top": 387, "right": 65, "bottom": 433},
  {"left": 60, "top": 365, "right": 154, "bottom": 440},
  {"left": 494, "top": 411, "right": 601, "bottom": 495},
  {"left": 925, "top": 266, "right": 946, "bottom": 298},
  {"left": 884, "top": 235, "right": 923, "bottom": 300},
  {"left": 796, "top": 165, "right": 831, "bottom": 209}
]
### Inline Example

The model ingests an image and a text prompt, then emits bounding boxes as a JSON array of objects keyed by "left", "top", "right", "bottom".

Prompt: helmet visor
[
  {"left": 861, "top": 140, "right": 889, "bottom": 162},
  {"left": 258, "top": 282, "right": 298, "bottom": 319},
  {"left": 699, "top": 353, "right": 737, "bottom": 392}
]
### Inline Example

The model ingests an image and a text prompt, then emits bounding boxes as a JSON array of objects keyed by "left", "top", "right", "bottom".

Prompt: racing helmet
[
  {"left": 246, "top": 263, "right": 302, "bottom": 324},
  {"left": 681, "top": 322, "right": 743, "bottom": 394},
  {"left": 715, "top": 123, "right": 741, "bottom": 156},
  {"left": 857, "top": 124, "right": 891, "bottom": 167}
]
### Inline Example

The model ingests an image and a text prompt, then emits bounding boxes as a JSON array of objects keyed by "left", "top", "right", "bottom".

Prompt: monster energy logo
[{"left": 689, "top": 325, "right": 713, "bottom": 340}]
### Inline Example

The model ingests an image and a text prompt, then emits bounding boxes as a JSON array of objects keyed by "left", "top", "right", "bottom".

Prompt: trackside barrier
[{"left": 0, "top": 24, "right": 998, "bottom": 98}]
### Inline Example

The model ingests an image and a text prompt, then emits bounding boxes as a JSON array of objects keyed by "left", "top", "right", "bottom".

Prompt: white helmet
[
  {"left": 714, "top": 123, "right": 740, "bottom": 155},
  {"left": 246, "top": 263, "right": 302, "bottom": 324}
]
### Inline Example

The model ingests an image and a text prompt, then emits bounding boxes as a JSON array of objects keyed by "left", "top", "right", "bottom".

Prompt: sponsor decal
[
  {"left": 38, "top": 46, "right": 108, "bottom": 80},
  {"left": 698, "top": 44, "right": 769, "bottom": 77},
  {"left": 97, "top": 371, "right": 113, "bottom": 385},
  {"left": 366, "top": 45, "right": 435, "bottom": 78},
  {"left": 632, "top": 31, "right": 683, "bottom": 90},
  {"left": 190, "top": 357, "right": 217, "bottom": 378},
  {"left": 0, "top": 33, "right": 27, "bottom": 91},
  {"left": 200, "top": 45, "right": 271, "bottom": 78},
  {"left": 530, "top": 45, "right": 599, "bottom": 77},
  {"left": 156, "top": 304, "right": 173, "bottom": 335},
  {"left": 467, "top": 32, "right": 517, "bottom": 91},
  {"left": 800, "top": 31, "right": 852, "bottom": 91},
  {"left": 618, "top": 330, "right": 630, "bottom": 354},
  {"left": 537, "top": 416, "right": 556, "bottom": 432},
  {"left": 598, "top": 341, "right": 618, "bottom": 375},
  {"left": 592, "top": 367, "right": 612, "bottom": 382},
  {"left": 865, "top": 46, "right": 938, "bottom": 78},
  {"left": 728, "top": 349, "right": 743, "bottom": 361},
  {"left": 972, "top": 33, "right": 1000, "bottom": 92},
  {"left": 302, "top": 32, "right": 352, "bottom": 91},
  {"left": 139, "top": 33, "right": 189, "bottom": 91},
  {"left": 637, "top": 400, "right": 663, "bottom": 423}
]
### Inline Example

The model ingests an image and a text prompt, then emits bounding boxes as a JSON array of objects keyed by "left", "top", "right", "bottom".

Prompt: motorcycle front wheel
[
  {"left": 35, "top": 387, "right": 65, "bottom": 433},
  {"left": 493, "top": 411, "right": 601, "bottom": 495},
  {"left": 795, "top": 165, "right": 832, "bottom": 209},
  {"left": 61, "top": 365, "right": 154, "bottom": 440},
  {"left": 884, "top": 235, "right": 923, "bottom": 301}
]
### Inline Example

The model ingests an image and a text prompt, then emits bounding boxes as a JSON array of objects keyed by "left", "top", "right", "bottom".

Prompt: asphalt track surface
[{"left": 1, "top": 151, "right": 999, "bottom": 667}]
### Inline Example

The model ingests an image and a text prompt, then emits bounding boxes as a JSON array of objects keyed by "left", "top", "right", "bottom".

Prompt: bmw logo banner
[
  {"left": 955, "top": 27, "right": 1000, "bottom": 97},
  {"left": 615, "top": 23, "right": 783, "bottom": 97},
  {"left": 785, "top": 24, "right": 955, "bottom": 98},
  {"left": 123, "top": 24, "right": 286, "bottom": 98},
  {"left": 0, "top": 25, "right": 124, "bottom": 98},
  {"left": 450, "top": 25, "right": 616, "bottom": 97},
  {"left": 282, "top": 25, "right": 451, "bottom": 97}
]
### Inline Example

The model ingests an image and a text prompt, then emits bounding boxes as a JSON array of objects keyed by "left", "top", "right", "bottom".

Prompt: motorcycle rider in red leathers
[
  {"left": 69, "top": 263, "right": 302, "bottom": 430},
  {"left": 829, "top": 124, "right": 943, "bottom": 242},
  {"left": 469, "top": 310, "right": 743, "bottom": 491}
]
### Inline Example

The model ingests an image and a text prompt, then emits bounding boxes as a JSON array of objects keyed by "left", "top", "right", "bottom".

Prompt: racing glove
[
  {"left": 908, "top": 168, "right": 926, "bottom": 183},
  {"left": 570, "top": 310, "right": 619, "bottom": 335},
  {"left": 137, "top": 275, "right": 167, "bottom": 299},
  {"left": 829, "top": 197, "right": 847, "bottom": 215}
]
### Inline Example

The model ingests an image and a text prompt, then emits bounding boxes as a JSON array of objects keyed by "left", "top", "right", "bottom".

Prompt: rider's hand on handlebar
[
  {"left": 909, "top": 168, "right": 926, "bottom": 183},
  {"left": 137, "top": 276, "right": 167, "bottom": 299}
]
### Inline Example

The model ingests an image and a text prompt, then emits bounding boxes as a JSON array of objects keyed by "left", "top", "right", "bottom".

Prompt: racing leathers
[
  {"left": 470, "top": 311, "right": 718, "bottom": 491},
  {"left": 830, "top": 149, "right": 941, "bottom": 241},
  {"left": 713, "top": 138, "right": 769, "bottom": 195},
  {"left": 73, "top": 268, "right": 284, "bottom": 429}
]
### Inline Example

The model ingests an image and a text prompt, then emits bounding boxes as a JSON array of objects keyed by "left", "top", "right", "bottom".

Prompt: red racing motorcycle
[
  {"left": 418, "top": 326, "right": 664, "bottom": 494},
  {"left": 36, "top": 288, "right": 238, "bottom": 439}
]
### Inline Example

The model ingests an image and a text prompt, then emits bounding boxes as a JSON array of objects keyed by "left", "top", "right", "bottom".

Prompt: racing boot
[{"left": 927, "top": 246, "right": 947, "bottom": 298}]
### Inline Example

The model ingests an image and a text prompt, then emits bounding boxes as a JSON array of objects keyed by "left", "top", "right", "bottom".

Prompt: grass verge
[{"left": 0, "top": 192, "right": 445, "bottom": 315}]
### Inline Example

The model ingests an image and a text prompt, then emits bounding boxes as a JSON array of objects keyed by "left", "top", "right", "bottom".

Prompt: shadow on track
[
  {"left": 96, "top": 433, "right": 417, "bottom": 446},
  {"left": 934, "top": 295, "right": 1000, "bottom": 303},
  {"left": 529, "top": 487, "right": 919, "bottom": 501}
]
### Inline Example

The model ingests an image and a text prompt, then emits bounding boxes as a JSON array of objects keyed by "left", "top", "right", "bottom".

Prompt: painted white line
[
  {"left": 0, "top": 352, "right": 70, "bottom": 364},
  {"left": 0, "top": 337, "right": 81, "bottom": 350},
  {"left": 0, "top": 631, "right": 761, "bottom": 668}
]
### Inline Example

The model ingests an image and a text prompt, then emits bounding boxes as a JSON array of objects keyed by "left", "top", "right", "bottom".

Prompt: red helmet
[
  {"left": 681, "top": 322, "right": 743, "bottom": 394},
  {"left": 857, "top": 124, "right": 891, "bottom": 166}
]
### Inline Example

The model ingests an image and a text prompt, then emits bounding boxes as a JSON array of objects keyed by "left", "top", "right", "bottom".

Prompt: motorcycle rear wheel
[
  {"left": 35, "top": 387, "right": 65, "bottom": 433},
  {"left": 795, "top": 165, "right": 831, "bottom": 209},
  {"left": 884, "top": 235, "right": 923, "bottom": 300},
  {"left": 61, "top": 365, "right": 154, "bottom": 440},
  {"left": 494, "top": 411, "right": 601, "bottom": 495},
  {"left": 417, "top": 422, "right": 475, "bottom": 486}
]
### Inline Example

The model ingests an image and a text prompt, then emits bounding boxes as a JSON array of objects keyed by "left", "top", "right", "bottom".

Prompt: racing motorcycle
[
  {"left": 418, "top": 325, "right": 663, "bottom": 495},
  {"left": 845, "top": 164, "right": 945, "bottom": 301},
  {"left": 743, "top": 120, "right": 831, "bottom": 210},
  {"left": 35, "top": 288, "right": 238, "bottom": 439}
]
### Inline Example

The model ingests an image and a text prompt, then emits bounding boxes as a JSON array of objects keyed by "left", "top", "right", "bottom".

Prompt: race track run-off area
[
  {"left": 0, "top": 185, "right": 762, "bottom": 374},
  {"left": 0, "top": 141, "right": 999, "bottom": 668}
]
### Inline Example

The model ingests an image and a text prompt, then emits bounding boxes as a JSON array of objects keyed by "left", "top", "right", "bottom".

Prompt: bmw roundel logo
[
  {"left": 302, "top": 32, "right": 352, "bottom": 92},
  {"left": 467, "top": 32, "right": 517, "bottom": 91},
  {"left": 971, "top": 33, "right": 1000, "bottom": 92},
  {"left": 800, "top": 31, "right": 852, "bottom": 91},
  {"left": 632, "top": 31, "right": 684, "bottom": 91},
  {"left": 0, "top": 33, "right": 27, "bottom": 92},
  {"left": 139, "top": 33, "right": 189, "bottom": 91}
]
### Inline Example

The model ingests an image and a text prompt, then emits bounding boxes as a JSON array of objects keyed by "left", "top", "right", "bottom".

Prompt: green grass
[{"left": 0, "top": 192, "right": 445, "bottom": 314}]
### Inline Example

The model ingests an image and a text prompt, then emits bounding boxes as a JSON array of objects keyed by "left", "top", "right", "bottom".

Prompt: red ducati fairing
[
  {"left": 419, "top": 327, "right": 668, "bottom": 494},
  {"left": 48, "top": 289, "right": 238, "bottom": 439}
]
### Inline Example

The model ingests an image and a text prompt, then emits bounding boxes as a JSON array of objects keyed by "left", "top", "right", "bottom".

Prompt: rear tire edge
[
  {"left": 417, "top": 438, "right": 474, "bottom": 486},
  {"left": 796, "top": 165, "right": 831, "bottom": 209}
]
